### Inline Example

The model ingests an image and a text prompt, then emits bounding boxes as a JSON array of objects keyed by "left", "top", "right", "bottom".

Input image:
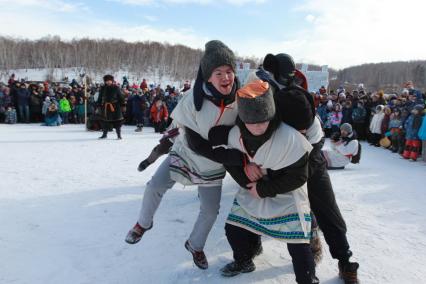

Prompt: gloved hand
[
  {"left": 208, "top": 125, "right": 233, "bottom": 146},
  {"left": 137, "top": 159, "right": 151, "bottom": 172}
]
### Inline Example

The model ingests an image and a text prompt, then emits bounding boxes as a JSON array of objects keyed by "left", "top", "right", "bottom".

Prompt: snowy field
[{"left": 0, "top": 124, "right": 425, "bottom": 284}]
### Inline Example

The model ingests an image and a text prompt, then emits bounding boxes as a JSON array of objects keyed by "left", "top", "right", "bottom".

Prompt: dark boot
[
  {"left": 135, "top": 124, "right": 143, "bottom": 132},
  {"left": 220, "top": 259, "right": 255, "bottom": 277},
  {"left": 339, "top": 261, "right": 359, "bottom": 284},
  {"left": 125, "top": 222, "right": 153, "bottom": 244},
  {"left": 184, "top": 240, "right": 208, "bottom": 270},
  {"left": 253, "top": 243, "right": 263, "bottom": 259},
  {"left": 99, "top": 129, "right": 108, "bottom": 139},
  {"left": 116, "top": 127, "right": 122, "bottom": 139}
]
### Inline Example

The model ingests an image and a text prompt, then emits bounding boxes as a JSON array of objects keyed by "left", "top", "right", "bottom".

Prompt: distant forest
[
  {"left": 332, "top": 61, "right": 426, "bottom": 92},
  {"left": 0, "top": 36, "right": 257, "bottom": 82},
  {"left": 0, "top": 36, "right": 424, "bottom": 91}
]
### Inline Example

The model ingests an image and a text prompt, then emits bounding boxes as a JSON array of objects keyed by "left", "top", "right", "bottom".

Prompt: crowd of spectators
[{"left": 0, "top": 74, "right": 190, "bottom": 131}]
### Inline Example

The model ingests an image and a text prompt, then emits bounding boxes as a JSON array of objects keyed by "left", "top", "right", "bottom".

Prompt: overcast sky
[{"left": 0, "top": 0, "right": 425, "bottom": 69}]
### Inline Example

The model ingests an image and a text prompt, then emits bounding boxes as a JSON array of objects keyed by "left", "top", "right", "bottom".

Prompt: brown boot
[
  {"left": 184, "top": 240, "right": 208, "bottom": 270},
  {"left": 125, "top": 222, "right": 152, "bottom": 244},
  {"left": 339, "top": 261, "right": 359, "bottom": 284}
]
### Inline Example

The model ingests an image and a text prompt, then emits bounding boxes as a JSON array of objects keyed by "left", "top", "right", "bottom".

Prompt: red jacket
[{"left": 150, "top": 104, "right": 168, "bottom": 123}]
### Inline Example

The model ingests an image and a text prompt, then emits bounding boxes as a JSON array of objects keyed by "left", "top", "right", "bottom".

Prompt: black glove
[
  {"left": 137, "top": 159, "right": 151, "bottom": 172},
  {"left": 208, "top": 125, "right": 233, "bottom": 146}
]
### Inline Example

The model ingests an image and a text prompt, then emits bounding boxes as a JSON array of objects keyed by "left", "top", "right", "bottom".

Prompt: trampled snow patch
[{"left": 0, "top": 124, "right": 425, "bottom": 283}]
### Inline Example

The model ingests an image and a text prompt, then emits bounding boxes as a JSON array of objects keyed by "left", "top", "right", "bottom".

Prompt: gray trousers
[{"left": 138, "top": 156, "right": 222, "bottom": 251}]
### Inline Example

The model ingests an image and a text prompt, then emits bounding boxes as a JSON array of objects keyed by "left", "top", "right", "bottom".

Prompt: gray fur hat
[
  {"left": 200, "top": 40, "right": 236, "bottom": 82},
  {"left": 340, "top": 123, "right": 353, "bottom": 134},
  {"left": 237, "top": 80, "right": 276, "bottom": 124}
]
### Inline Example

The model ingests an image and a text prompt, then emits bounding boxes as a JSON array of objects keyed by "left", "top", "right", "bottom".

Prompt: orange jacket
[{"left": 151, "top": 104, "right": 168, "bottom": 123}]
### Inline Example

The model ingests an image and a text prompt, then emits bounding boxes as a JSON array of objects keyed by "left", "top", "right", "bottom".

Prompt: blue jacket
[
  {"left": 418, "top": 116, "right": 426, "bottom": 140},
  {"left": 352, "top": 106, "right": 366, "bottom": 123},
  {"left": 404, "top": 114, "right": 421, "bottom": 140},
  {"left": 316, "top": 104, "right": 328, "bottom": 125},
  {"left": 16, "top": 88, "right": 30, "bottom": 106}
]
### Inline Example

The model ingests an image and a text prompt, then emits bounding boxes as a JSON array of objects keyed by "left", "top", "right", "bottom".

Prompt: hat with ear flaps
[
  {"left": 263, "top": 53, "right": 296, "bottom": 86},
  {"left": 237, "top": 80, "right": 276, "bottom": 124}
]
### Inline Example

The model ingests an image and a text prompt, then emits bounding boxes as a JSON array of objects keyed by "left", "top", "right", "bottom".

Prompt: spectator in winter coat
[
  {"left": 351, "top": 101, "right": 367, "bottom": 140},
  {"left": 369, "top": 105, "right": 385, "bottom": 146},
  {"left": 29, "top": 86, "right": 43, "bottom": 122},
  {"left": 388, "top": 109, "right": 403, "bottom": 153},
  {"left": 4, "top": 106, "right": 17, "bottom": 124},
  {"left": 0, "top": 87, "right": 5, "bottom": 123},
  {"left": 322, "top": 123, "right": 359, "bottom": 169},
  {"left": 380, "top": 106, "right": 392, "bottom": 136},
  {"left": 418, "top": 112, "right": 426, "bottom": 162},
  {"left": 16, "top": 83, "right": 30, "bottom": 123},
  {"left": 42, "top": 97, "right": 52, "bottom": 118},
  {"left": 130, "top": 92, "right": 147, "bottom": 132},
  {"left": 44, "top": 103, "right": 61, "bottom": 126},
  {"left": 316, "top": 96, "right": 329, "bottom": 125},
  {"left": 140, "top": 79, "right": 148, "bottom": 91},
  {"left": 402, "top": 105, "right": 424, "bottom": 161},
  {"left": 8, "top": 74, "right": 16, "bottom": 87},
  {"left": 341, "top": 100, "right": 353, "bottom": 125},
  {"left": 330, "top": 103, "right": 343, "bottom": 134},
  {"left": 59, "top": 96, "right": 72, "bottom": 124},
  {"left": 97, "top": 75, "right": 125, "bottom": 139},
  {"left": 150, "top": 99, "right": 168, "bottom": 133}
]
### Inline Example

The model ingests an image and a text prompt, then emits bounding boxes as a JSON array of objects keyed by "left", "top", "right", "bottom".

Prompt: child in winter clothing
[
  {"left": 402, "top": 105, "right": 424, "bottom": 161},
  {"left": 388, "top": 109, "right": 403, "bottom": 153},
  {"left": 4, "top": 106, "right": 17, "bottom": 124},
  {"left": 369, "top": 105, "right": 385, "bottom": 146},
  {"left": 59, "top": 96, "right": 72, "bottom": 124},
  {"left": 330, "top": 103, "right": 343, "bottom": 134},
  {"left": 150, "top": 99, "right": 168, "bottom": 133},
  {"left": 45, "top": 103, "right": 61, "bottom": 126},
  {"left": 323, "top": 101, "right": 334, "bottom": 137}
]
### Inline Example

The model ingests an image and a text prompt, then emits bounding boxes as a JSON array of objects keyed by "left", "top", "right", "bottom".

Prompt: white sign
[{"left": 301, "top": 64, "right": 329, "bottom": 93}]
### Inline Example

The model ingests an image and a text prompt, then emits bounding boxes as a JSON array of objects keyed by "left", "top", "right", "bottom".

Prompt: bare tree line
[
  {"left": 0, "top": 36, "right": 261, "bottom": 82},
  {"left": 1, "top": 36, "right": 424, "bottom": 91},
  {"left": 334, "top": 61, "right": 426, "bottom": 92}
]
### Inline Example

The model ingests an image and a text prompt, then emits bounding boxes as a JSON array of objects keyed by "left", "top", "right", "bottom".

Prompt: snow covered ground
[{"left": 0, "top": 124, "right": 425, "bottom": 284}]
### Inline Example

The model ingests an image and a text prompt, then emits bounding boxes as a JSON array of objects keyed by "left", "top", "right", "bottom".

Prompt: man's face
[{"left": 105, "top": 80, "right": 113, "bottom": 86}]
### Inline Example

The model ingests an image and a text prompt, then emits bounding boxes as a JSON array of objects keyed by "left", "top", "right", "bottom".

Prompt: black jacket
[
  {"left": 97, "top": 85, "right": 125, "bottom": 122},
  {"left": 207, "top": 119, "right": 309, "bottom": 198}
]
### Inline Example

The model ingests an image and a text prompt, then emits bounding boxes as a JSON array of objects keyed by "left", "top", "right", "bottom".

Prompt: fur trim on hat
[{"left": 237, "top": 80, "right": 276, "bottom": 124}]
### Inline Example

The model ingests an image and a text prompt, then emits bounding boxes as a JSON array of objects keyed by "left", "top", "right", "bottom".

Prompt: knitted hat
[
  {"left": 200, "top": 40, "right": 236, "bottom": 81},
  {"left": 263, "top": 53, "right": 296, "bottom": 86},
  {"left": 340, "top": 123, "right": 353, "bottom": 134},
  {"left": 103, "top": 74, "right": 114, "bottom": 82},
  {"left": 237, "top": 80, "right": 276, "bottom": 124}
]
